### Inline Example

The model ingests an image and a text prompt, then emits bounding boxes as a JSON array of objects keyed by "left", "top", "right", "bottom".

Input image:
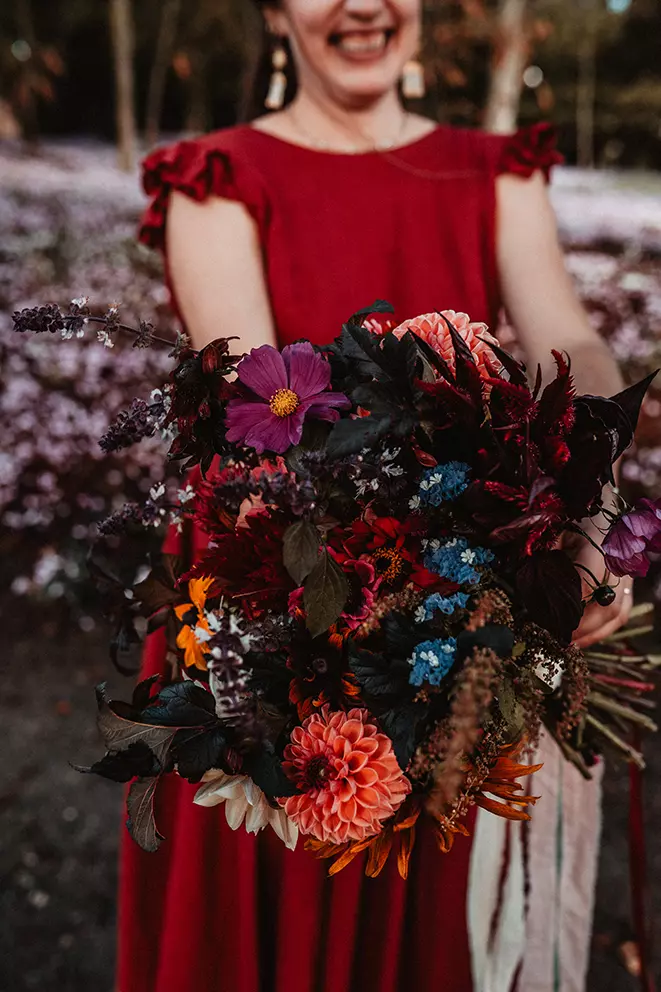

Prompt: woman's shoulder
[
  {"left": 431, "top": 121, "right": 563, "bottom": 182},
  {"left": 139, "top": 125, "right": 270, "bottom": 251}
]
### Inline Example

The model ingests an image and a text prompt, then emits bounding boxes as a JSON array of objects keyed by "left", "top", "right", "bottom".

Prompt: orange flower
[
  {"left": 429, "top": 742, "right": 542, "bottom": 854},
  {"left": 391, "top": 311, "right": 501, "bottom": 380},
  {"left": 174, "top": 576, "right": 214, "bottom": 671},
  {"left": 306, "top": 796, "right": 422, "bottom": 879},
  {"left": 282, "top": 706, "right": 411, "bottom": 845},
  {"left": 473, "top": 748, "right": 542, "bottom": 821}
]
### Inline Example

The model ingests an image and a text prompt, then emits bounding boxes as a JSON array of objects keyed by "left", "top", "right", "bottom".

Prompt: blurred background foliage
[{"left": 0, "top": 0, "right": 660, "bottom": 167}]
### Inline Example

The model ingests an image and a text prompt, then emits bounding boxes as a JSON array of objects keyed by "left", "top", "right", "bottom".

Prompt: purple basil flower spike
[
  {"left": 225, "top": 342, "right": 350, "bottom": 454},
  {"left": 603, "top": 497, "right": 661, "bottom": 578}
]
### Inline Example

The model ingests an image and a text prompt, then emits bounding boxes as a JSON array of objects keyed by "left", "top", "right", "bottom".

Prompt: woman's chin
[{"left": 329, "top": 71, "right": 403, "bottom": 107}]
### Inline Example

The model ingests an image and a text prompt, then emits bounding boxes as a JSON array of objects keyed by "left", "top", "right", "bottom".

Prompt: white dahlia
[{"left": 194, "top": 770, "right": 298, "bottom": 850}]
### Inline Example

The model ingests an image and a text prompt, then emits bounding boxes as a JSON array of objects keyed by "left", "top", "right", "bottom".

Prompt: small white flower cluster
[{"left": 354, "top": 446, "right": 403, "bottom": 496}]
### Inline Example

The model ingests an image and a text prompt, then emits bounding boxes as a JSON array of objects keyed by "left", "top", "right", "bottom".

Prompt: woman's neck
[{"left": 287, "top": 88, "right": 408, "bottom": 152}]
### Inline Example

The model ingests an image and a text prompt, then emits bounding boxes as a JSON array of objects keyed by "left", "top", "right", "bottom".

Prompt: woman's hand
[{"left": 569, "top": 530, "right": 633, "bottom": 650}]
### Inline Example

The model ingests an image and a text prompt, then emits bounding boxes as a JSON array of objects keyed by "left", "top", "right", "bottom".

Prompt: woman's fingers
[{"left": 573, "top": 585, "right": 633, "bottom": 649}]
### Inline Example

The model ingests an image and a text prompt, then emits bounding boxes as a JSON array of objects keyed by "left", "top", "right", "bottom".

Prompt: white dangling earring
[
  {"left": 402, "top": 58, "right": 426, "bottom": 100},
  {"left": 265, "top": 43, "right": 288, "bottom": 111}
]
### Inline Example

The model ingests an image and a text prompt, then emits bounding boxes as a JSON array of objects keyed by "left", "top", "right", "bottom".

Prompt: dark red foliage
[{"left": 186, "top": 510, "right": 294, "bottom": 618}]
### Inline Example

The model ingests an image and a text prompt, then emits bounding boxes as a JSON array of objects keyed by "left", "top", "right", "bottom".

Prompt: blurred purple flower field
[{"left": 0, "top": 139, "right": 660, "bottom": 991}]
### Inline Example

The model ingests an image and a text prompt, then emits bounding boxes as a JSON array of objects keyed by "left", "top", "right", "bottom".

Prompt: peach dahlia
[
  {"left": 391, "top": 310, "right": 501, "bottom": 380},
  {"left": 282, "top": 706, "right": 411, "bottom": 845}
]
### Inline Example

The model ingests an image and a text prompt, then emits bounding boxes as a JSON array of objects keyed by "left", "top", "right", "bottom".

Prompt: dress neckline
[{"left": 242, "top": 121, "right": 442, "bottom": 160}]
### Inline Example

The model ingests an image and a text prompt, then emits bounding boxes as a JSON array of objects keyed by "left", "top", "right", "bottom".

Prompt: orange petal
[
  {"left": 365, "top": 830, "right": 393, "bottom": 878},
  {"left": 475, "top": 795, "right": 532, "bottom": 821},
  {"left": 328, "top": 839, "right": 371, "bottom": 876},
  {"left": 397, "top": 826, "right": 416, "bottom": 880}
]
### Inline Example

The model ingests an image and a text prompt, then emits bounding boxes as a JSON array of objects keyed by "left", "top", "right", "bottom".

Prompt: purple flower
[
  {"left": 225, "top": 343, "right": 350, "bottom": 454},
  {"left": 603, "top": 497, "right": 661, "bottom": 577}
]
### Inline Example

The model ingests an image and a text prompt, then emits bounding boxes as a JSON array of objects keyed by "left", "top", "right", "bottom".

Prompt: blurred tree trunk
[
  {"left": 145, "top": 0, "right": 182, "bottom": 149},
  {"left": 15, "top": 0, "right": 38, "bottom": 144},
  {"left": 484, "top": 0, "right": 529, "bottom": 134},
  {"left": 109, "top": 0, "right": 137, "bottom": 172},
  {"left": 185, "top": 49, "right": 210, "bottom": 134},
  {"left": 576, "top": 1, "right": 598, "bottom": 169}
]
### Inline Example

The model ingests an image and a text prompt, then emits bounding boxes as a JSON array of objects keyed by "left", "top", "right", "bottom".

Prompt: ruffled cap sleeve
[
  {"left": 138, "top": 135, "right": 270, "bottom": 251},
  {"left": 496, "top": 122, "right": 564, "bottom": 182}
]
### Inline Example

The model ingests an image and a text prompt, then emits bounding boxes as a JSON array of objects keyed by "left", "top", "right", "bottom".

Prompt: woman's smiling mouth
[{"left": 328, "top": 29, "right": 397, "bottom": 60}]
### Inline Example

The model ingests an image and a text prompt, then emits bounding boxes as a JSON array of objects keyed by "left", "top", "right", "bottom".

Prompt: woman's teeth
[{"left": 333, "top": 32, "right": 390, "bottom": 55}]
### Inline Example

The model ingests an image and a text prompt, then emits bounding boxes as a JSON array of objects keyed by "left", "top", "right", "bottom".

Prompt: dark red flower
[
  {"left": 186, "top": 510, "right": 293, "bottom": 618},
  {"left": 287, "top": 638, "right": 361, "bottom": 720},
  {"left": 342, "top": 516, "right": 452, "bottom": 591}
]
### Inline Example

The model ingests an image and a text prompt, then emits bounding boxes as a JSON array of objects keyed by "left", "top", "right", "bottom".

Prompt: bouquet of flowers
[{"left": 14, "top": 300, "right": 660, "bottom": 875}]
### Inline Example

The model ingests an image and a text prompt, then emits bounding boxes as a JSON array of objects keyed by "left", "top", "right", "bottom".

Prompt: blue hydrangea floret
[
  {"left": 408, "top": 637, "right": 457, "bottom": 687},
  {"left": 416, "top": 462, "right": 471, "bottom": 508},
  {"left": 415, "top": 591, "right": 471, "bottom": 622},
  {"left": 423, "top": 537, "right": 495, "bottom": 585}
]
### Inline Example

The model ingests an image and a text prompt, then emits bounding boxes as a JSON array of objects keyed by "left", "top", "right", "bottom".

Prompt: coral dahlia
[
  {"left": 391, "top": 311, "right": 501, "bottom": 379},
  {"left": 282, "top": 706, "right": 411, "bottom": 844}
]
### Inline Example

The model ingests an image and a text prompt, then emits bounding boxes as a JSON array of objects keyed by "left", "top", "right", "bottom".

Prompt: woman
[{"left": 119, "top": 2, "right": 631, "bottom": 990}]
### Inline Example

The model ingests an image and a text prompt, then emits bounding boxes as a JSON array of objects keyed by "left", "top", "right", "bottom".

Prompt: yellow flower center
[
  {"left": 269, "top": 387, "right": 300, "bottom": 418},
  {"left": 372, "top": 546, "right": 406, "bottom": 584}
]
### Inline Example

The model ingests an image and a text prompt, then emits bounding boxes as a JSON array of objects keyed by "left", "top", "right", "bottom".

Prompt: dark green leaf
[
  {"left": 335, "top": 325, "right": 390, "bottom": 381},
  {"left": 138, "top": 682, "right": 217, "bottom": 728},
  {"left": 74, "top": 741, "right": 162, "bottom": 783},
  {"left": 131, "top": 675, "right": 160, "bottom": 711},
  {"left": 456, "top": 625, "right": 515, "bottom": 664},
  {"left": 126, "top": 777, "right": 163, "bottom": 853},
  {"left": 242, "top": 743, "right": 299, "bottom": 800},
  {"left": 348, "top": 643, "right": 412, "bottom": 699},
  {"left": 379, "top": 701, "right": 429, "bottom": 770},
  {"left": 303, "top": 550, "right": 349, "bottom": 637},
  {"left": 497, "top": 678, "right": 526, "bottom": 739},
  {"left": 326, "top": 412, "right": 392, "bottom": 458},
  {"left": 347, "top": 300, "right": 395, "bottom": 326},
  {"left": 283, "top": 521, "right": 321, "bottom": 585},
  {"left": 172, "top": 726, "right": 228, "bottom": 783}
]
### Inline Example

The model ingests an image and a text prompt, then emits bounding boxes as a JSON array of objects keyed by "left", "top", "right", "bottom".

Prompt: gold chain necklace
[{"left": 286, "top": 106, "right": 410, "bottom": 155}]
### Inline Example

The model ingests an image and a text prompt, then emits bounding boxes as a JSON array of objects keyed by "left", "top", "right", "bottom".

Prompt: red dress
[{"left": 118, "top": 121, "right": 561, "bottom": 992}]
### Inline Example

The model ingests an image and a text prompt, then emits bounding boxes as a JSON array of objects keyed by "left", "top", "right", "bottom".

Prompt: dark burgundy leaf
[
  {"left": 133, "top": 555, "right": 185, "bottom": 615},
  {"left": 516, "top": 551, "right": 583, "bottom": 645},
  {"left": 126, "top": 777, "right": 163, "bottom": 852},
  {"left": 96, "top": 684, "right": 177, "bottom": 765},
  {"left": 479, "top": 337, "right": 529, "bottom": 388}
]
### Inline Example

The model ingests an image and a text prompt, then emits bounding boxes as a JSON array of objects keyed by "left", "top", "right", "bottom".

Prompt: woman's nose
[{"left": 342, "top": 0, "right": 387, "bottom": 20}]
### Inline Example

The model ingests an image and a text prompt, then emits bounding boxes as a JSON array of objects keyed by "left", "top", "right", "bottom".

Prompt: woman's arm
[
  {"left": 496, "top": 172, "right": 630, "bottom": 648},
  {"left": 166, "top": 191, "right": 277, "bottom": 352}
]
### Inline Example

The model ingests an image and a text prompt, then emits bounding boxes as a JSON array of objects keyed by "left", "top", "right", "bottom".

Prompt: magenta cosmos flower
[
  {"left": 225, "top": 343, "right": 350, "bottom": 454},
  {"left": 603, "top": 497, "right": 661, "bottom": 578}
]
